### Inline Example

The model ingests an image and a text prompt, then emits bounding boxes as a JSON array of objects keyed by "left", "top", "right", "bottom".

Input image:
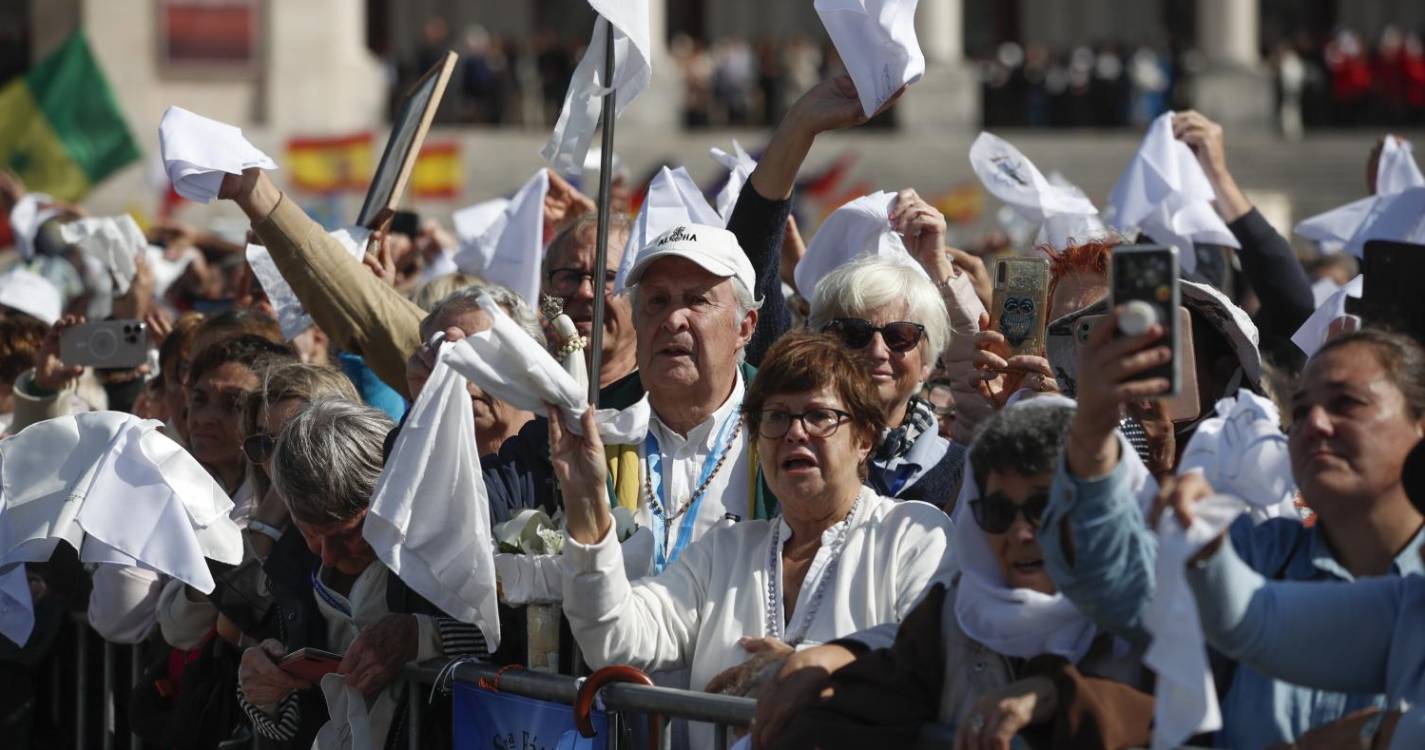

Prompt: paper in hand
[
  {"left": 814, "top": 0, "right": 924, "bottom": 117},
  {"left": 159, "top": 105, "right": 277, "bottom": 204}
]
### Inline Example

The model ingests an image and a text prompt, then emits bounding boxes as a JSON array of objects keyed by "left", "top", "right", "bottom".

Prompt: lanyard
[{"left": 645, "top": 409, "right": 741, "bottom": 571}]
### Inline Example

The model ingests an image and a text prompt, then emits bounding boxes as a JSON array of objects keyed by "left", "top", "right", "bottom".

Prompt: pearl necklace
[{"left": 764, "top": 495, "right": 862, "bottom": 646}]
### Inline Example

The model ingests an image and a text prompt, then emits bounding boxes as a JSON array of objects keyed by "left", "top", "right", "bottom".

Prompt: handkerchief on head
[
  {"left": 710, "top": 140, "right": 758, "bottom": 225},
  {"left": 1108, "top": 113, "right": 1239, "bottom": 274},
  {"left": 452, "top": 169, "right": 549, "bottom": 308},
  {"left": 969, "top": 132, "right": 1106, "bottom": 251},
  {"left": 540, "top": 1, "right": 651, "bottom": 175},
  {"left": 814, "top": 0, "right": 924, "bottom": 117},
  {"left": 1297, "top": 136, "right": 1424, "bottom": 254},
  {"left": 794, "top": 191, "right": 928, "bottom": 298},
  {"left": 159, "top": 105, "right": 277, "bottom": 204},
  {"left": 1177, "top": 391, "right": 1296, "bottom": 511},
  {"left": 58, "top": 215, "right": 147, "bottom": 295},
  {"left": 614, "top": 166, "right": 722, "bottom": 293},
  {"left": 0, "top": 268, "right": 62, "bottom": 325},
  {"left": 1291, "top": 274, "right": 1363, "bottom": 358},
  {"left": 247, "top": 227, "right": 369, "bottom": 340},
  {"left": 8, "top": 193, "right": 62, "bottom": 260},
  {"left": 0, "top": 412, "right": 241, "bottom": 631}
]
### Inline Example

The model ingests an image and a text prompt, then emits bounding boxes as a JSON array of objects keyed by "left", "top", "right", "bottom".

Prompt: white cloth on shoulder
[
  {"left": 709, "top": 140, "right": 758, "bottom": 225},
  {"left": 158, "top": 105, "right": 277, "bottom": 204},
  {"left": 452, "top": 169, "right": 548, "bottom": 308},
  {"left": 794, "top": 191, "right": 929, "bottom": 299},
  {"left": 540, "top": 1, "right": 651, "bottom": 175},
  {"left": 814, "top": 0, "right": 924, "bottom": 117},
  {"left": 969, "top": 132, "right": 1107, "bottom": 252},
  {"left": 614, "top": 166, "right": 722, "bottom": 294},
  {"left": 1108, "top": 112, "right": 1239, "bottom": 274},
  {"left": 58, "top": 215, "right": 148, "bottom": 296},
  {"left": 246, "top": 227, "right": 369, "bottom": 340}
]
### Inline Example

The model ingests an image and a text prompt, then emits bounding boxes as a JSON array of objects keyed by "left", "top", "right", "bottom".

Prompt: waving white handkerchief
[
  {"left": 364, "top": 348, "right": 501, "bottom": 650},
  {"left": 710, "top": 140, "right": 758, "bottom": 225},
  {"left": 1340, "top": 186, "right": 1425, "bottom": 254},
  {"left": 0, "top": 564, "right": 34, "bottom": 646},
  {"left": 614, "top": 166, "right": 721, "bottom": 293},
  {"left": 794, "top": 191, "right": 930, "bottom": 298},
  {"left": 314, "top": 673, "right": 373, "bottom": 750},
  {"left": 814, "top": 0, "right": 923, "bottom": 117},
  {"left": 1177, "top": 391, "right": 1296, "bottom": 518},
  {"left": 969, "top": 133, "right": 1106, "bottom": 251},
  {"left": 451, "top": 197, "right": 510, "bottom": 265},
  {"left": 246, "top": 227, "right": 369, "bottom": 340},
  {"left": 453, "top": 169, "right": 549, "bottom": 308},
  {"left": 0, "top": 268, "right": 62, "bottom": 325},
  {"left": 1145, "top": 492, "right": 1243, "bottom": 750},
  {"left": 9, "top": 193, "right": 62, "bottom": 260},
  {"left": 1109, "top": 113, "right": 1239, "bottom": 273},
  {"left": 1291, "top": 274, "right": 1363, "bottom": 358},
  {"left": 58, "top": 215, "right": 147, "bottom": 295},
  {"left": 541, "top": 1, "right": 651, "bottom": 175},
  {"left": 159, "top": 105, "right": 277, "bottom": 204}
]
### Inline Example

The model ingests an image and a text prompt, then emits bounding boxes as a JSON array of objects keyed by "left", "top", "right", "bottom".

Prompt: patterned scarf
[{"left": 876, "top": 396, "right": 938, "bottom": 462}]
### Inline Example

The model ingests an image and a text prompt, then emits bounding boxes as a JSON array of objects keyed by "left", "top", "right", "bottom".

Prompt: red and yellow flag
[
  {"left": 286, "top": 133, "right": 372, "bottom": 193},
  {"left": 409, "top": 141, "right": 462, "bottom": 200}
]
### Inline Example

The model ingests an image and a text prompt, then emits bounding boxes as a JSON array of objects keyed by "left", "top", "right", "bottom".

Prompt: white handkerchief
[
  {"left": 814, "top": 0, "right": 924, "bottom": 118},
  {"left": 0, "top": 267, "right": 62, "bottom": 325},
  {"left": 1144, "top": 492, "right": 1243, "bottom": 750},
  {"left": 246, "top": 227, "right": 369, "bottom": 340},
  {"left": 8, "top": 193, "right": 61, "bottom": 260},
  {"left": 314, "top": 673, "right": 373, "bottom": 750},
  {"left": 1377, "top": 134, "right": 1425, "bottom": 195},
  {"left": 709, "top": 140, "right": 758, "bottom": 225},
  {"left": 1177, "top": 392, "right": 1296, "bottom": 513},
  {"left": 1296, "top": 137, "right": 1421, "bottom": 252},
  {"left": 1311, "top": 277, "right": 1342, "bottom": 307},
  {"left": 1291, "top": 274, "right": 1363, "bottom": 358},
  {"left": 365, "top": 346, "right": 501, "bottom": 650},
  {"left": 158, "top": 105, "right": 277, "bottom": 204},
  {"left": 0, "top": 564, "right": 34, "bottom": 647},
  {"left": 794, "top": 191, "right": 930, "bottom": 298},
  {"left": 1341, "top": 186, "right": 1425, "bottom": 255},
  {"left": 451, "top": 198, "right": 510, "bottom": 258},
  {"left": 540, "top": 2, "right": 652, "bottom": 175},
  {"left": 58, "top": 215, "right": 147, "bottom": 296},
  {"left": 1108, "top": 113, "right": 1240, "bottom": 273},
  {"left": 146, "top": 246, "right": 196, "bottom": 297},
  {"left": 494, "top": 553, "right": 566, "bottom": 606},
  {"left": 613, "top": 166, "right": 721, "bottom": 293},
  {"left": 969, "top": 133, "right": 1106, "bottom": 251},
  {"left": 453, "top": 169, "right": 549, "bottom": 308},
  {"left": 1295, "top": 196, "right": 1375, "bottom": 250}
]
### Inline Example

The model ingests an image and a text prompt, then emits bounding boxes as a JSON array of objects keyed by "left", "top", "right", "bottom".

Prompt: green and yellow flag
[{"left": 0, "top": 31, "right": 140, "bottom": 202}]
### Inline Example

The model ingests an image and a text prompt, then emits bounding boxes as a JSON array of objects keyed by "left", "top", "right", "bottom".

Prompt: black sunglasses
[
  {"left": 242, "top": 432, "right": 276, "bottom": 464},
  {"left": 970, "top": 491, "right": 1049, "bottom": 534},
  {"left": 823, "top": 318, "right": 925, "bottom": 353}
]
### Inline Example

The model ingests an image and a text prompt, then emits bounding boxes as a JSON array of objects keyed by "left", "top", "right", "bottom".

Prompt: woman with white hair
[{"left": 809, "top": 254, "right": 962, "bottom": 503}]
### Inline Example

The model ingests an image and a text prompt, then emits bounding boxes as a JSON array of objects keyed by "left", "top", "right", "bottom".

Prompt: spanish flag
[
  {"left": 409, "top": 141, "right": 462, "bottom": 200},
  {"left": 0, "top": 31, "right": 140, "bottom": 202},
  {"left": 286, "top": 133, "right": 373, "bottom": 193}
]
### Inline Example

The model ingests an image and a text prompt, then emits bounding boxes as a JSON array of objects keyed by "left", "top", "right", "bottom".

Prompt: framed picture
[
  {"left": 356, "top": 51, "right": 457, "bottom": 229},
  {"left": 157, "top": 0, "right": 260, "bottom": 74}
]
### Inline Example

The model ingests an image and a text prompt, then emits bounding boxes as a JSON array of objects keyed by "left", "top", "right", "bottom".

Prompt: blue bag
[{"left": 453, "top": 678, "right": 610, "bottom": 750}]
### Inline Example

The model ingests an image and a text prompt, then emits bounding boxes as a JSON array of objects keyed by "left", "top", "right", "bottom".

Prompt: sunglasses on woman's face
[
  {"left": 970, "top": 491, "right": 1050, "bottom": 535},
  {"left": 823, "top": 318, "right": 925, "bottom": 353},
  {"left": 242, "top": 432, "right": 276, "bottom": 464}
]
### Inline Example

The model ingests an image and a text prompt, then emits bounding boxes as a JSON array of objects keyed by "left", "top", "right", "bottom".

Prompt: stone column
[
  {"left": 1192, "top": 0, "right": 1272, "bottom": 129},
  {"left": 901, "top": 0, "right": 979, "bottom": 131},
  {"left": 1197, "top": 0, "right": 1259, "bottom": 67}
]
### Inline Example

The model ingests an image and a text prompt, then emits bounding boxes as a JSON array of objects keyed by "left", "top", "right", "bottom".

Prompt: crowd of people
[{"left": 4, "top": 31, "right": 1425, "bottom": 750}]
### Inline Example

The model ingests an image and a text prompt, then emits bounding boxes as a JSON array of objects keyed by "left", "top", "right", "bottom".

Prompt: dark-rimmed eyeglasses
[
  {"left": 242, "top": 432, "right": 276, "bottom": 464},
  {"left": 823, "top": 318, "right": 925, "bottom": 353},
  {"left": 970, "top": 492, "right": 1049, "bottom": 534},
  {"left": 755, "top": 408, "right": 852, "bottom": 440},
  {"left": 545, "top": 267, "right": 617, "bottom": 297}
]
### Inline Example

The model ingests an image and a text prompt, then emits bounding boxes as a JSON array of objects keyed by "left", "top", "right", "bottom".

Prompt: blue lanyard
[
  {"left": 645, "top": 409, "right": 741, "bottom": 572},
  {"left": 310, "top": 565, "right": 352, "bottom": 618}
]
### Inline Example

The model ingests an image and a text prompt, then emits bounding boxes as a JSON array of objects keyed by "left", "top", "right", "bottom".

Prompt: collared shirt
[
  {"left": 639, "top": 375, "right": 750, "bottom": 562},
  {"left": 1041, "top": 442, "right": 1425, "bottom": 749}
]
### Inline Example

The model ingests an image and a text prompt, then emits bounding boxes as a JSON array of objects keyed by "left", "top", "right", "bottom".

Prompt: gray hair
[
  {"left": 808, "top": 256, "right": 951, "bottom": 368},
  {"left": 628, "top": 276, "right": 762, "bottom": 364},
  {"left": 968, "top": 399, "right": 1075, "bottom": 492},
  {"left": 423, "top": 282, "right": 546, "bottom": 347},
  {"left": 272, "top": 398, "right": 394, "bottom": 524}
]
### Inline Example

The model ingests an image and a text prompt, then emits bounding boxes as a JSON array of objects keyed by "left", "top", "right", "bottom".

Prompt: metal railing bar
[
  {"left": 600, "top": 683, "right": 755, "bottom": 727},
  {"left": 129, "top": 644, "right": 143, "bottom": 750},
  {"left": 102, "top": 639, "right": 115, "bottom": 750}
]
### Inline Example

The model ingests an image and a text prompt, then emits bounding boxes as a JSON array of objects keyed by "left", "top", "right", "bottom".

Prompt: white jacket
[{"left": 561, "top": 488, "right": 956, "bottom": 748}]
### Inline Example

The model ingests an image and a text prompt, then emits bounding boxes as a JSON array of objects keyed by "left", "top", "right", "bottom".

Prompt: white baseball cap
[
  {"left": 0, "top": 267, "right": 62, "bottom": 325},
  {"left": 624, "top": 223, "right": 757, "bottom": 296}
]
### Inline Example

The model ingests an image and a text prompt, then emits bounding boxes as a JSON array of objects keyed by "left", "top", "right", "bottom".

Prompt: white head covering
[
  {"left": 626, "top": 223, "right": 757, "bottom": 296},
  {"left": 58, "top": 215, "right": 147, "bottom": 296},
  {"left": 452, "top": 169, "right": 549, "bottom": 308},
  {"left": 814, "top": 0, "right": 924, "bottom": 117},
  {"left": 969, "top": 133, "right": 1108, "bottom": 251},
  {"left": 1108, "top": 112, "right": 1240, "bottom": 274},
  {"left": 794, "top": 191, "right": 929, "bottom": 298},
  {"left": 614, "top": 165, "right": 722, "bottom": 293},
  {"left": 158, "top": 105, "right": 277, "bottom": 204},
  {"left": 709, "top": 140, "right": 758, "bottom": 225},
  {"left": 0, "top": 267, "right": 62, "bottom": 324},
  {"left": 1295, "top": 134, "right": 1424, "bottom": 254}
]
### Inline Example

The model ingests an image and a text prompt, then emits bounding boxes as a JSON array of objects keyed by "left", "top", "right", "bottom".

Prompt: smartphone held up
[
  {"left": 1109, "top": 244, "right": 1181, "bottom": 398},
  {"left": 58, "top": 319, "right": 149, "bottom": 369}
]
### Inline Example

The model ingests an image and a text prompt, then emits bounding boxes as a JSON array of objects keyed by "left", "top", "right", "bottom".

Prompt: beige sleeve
[
  {"left": 250, "top": 193, "right": 427, "bottom": 399},
  {"left": 156, "top": 577, "right": 218, "bottom": 650}
]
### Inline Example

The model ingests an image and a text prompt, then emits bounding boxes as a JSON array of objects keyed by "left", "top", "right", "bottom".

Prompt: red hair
[{"left": 1039, "top": 240, "right": 1118, "bottom": 306}]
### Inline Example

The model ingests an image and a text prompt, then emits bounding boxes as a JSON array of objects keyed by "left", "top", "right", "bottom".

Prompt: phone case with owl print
[{"left": 990, "top": 257, "right": 1051, "bottom": 357}]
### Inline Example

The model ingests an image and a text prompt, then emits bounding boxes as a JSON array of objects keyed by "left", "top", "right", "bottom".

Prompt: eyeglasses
[
  {"left": 823, "top": 318, "right": 925, "bottom": 353},
  {"left": 242, "top": 432, "right": 276, "bottom": 464},
  {"left": 970, "top": 492, "right": 1049, "bottom": 534},
  {"left": 755, "top": 408, "right": 852, "bottom": 440},
  {"left": 545, "top": 267, "right": 618, "bottom": 297}
]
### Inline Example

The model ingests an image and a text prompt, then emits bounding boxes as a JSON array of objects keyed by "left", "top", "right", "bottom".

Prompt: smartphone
[
  {"left": 1076, "top": 308, "right": 1201, "bottom": 421},
  {"left": 1358, "top": 240, "right": 1425, "bottom": 344},
  {"left": 989, "top": 257, "right": 1051, "bottom": 357},
  {"left": 1110, "top": 244, "right": 1180, "bottom": 397},
  {"left": 390, "top": 210, "right": 420, "bottom": 237},
  {"left": 279, "top": 647, "right": 344, "bottom": 682},
  {"left": 59, "top": 320, "right": 148, "bottom": 369}
]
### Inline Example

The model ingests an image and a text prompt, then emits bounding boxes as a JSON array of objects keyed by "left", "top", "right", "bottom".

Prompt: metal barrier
[{"left": 403, "top": 659, "right": 757, "bottom": 750}]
